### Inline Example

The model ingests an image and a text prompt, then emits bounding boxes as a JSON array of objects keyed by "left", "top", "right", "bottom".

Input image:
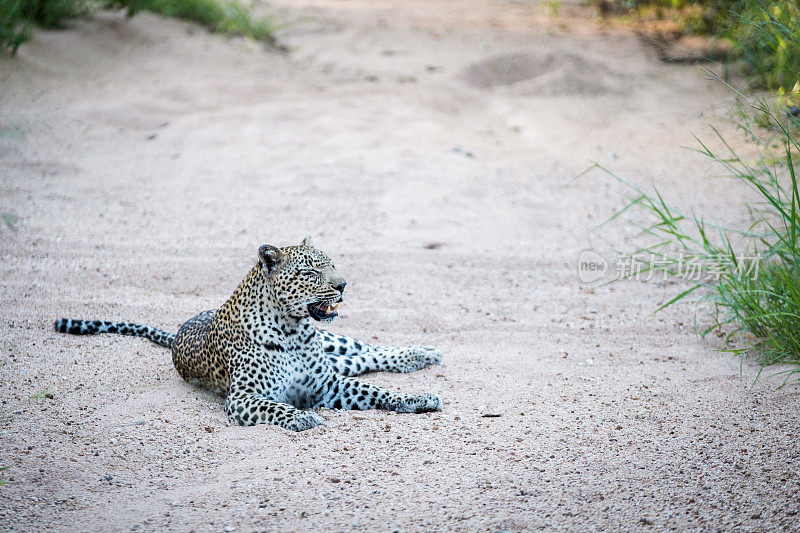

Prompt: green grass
[
  {"left": 1, "top": 0, "right": 93, "bottom": 53},
  {"left": 597, "top": 94, "right": 800, "bottom": 384},
  {"left": 107, "top": 0, "right": 276, "bottom": 44},
  {"left": 593, "top": 0, "right": 800, "bottom": 383},
  {"left": 0, "top": 466, "right": 7, "bottom": 486},
  {"left": 0, "top": 0, "right": 80, "bottom": 53},
  {"left": 1, "top": 0, "right": 276, "bottom": 54}
]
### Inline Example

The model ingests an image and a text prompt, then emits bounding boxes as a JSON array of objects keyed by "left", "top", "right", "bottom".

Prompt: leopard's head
[{"left": 257, "top": 235, "right": 346, "bottom": 323}]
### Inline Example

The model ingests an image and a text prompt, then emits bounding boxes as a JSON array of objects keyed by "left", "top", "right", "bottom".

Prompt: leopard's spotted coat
[{"left": 55, "top": 236, "right": 442, "bottom": 431}]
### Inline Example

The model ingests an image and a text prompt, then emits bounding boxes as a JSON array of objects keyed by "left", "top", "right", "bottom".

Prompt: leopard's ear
[
  {"left": 301, "top": 234, "right": 315, "bottom": 248},
  {"left": 258, "top": 244, "right": 283, "bottom": 275}
]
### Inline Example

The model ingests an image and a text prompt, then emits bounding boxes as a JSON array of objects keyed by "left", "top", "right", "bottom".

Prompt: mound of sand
[{"left": 461, "top": 51, "right": 624, "bottom": 95}]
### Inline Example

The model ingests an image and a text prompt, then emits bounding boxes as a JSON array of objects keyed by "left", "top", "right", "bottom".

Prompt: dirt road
[{"left": 1, "top": 1, "right": 798, "bottom": 530}]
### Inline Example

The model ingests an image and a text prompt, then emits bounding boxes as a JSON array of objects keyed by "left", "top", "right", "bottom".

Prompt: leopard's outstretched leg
[
  {"left": 318, "top": 330, "right": 442, "bottom": 376},
  {"left": 225, "top": 390, "right": 324, "bottom": 430},
  {"left": 317, "top": 376, "right": 442, "bottom": 413},
  {"left": 224, "top": 362, "right": 324, "bottom": 431}
]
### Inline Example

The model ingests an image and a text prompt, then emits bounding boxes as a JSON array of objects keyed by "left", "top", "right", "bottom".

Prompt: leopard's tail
[{"left": 54, "top": 318, "right": 176, "bottom": 349}]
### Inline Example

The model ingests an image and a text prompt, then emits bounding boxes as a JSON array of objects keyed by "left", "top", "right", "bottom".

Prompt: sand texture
[{"left": 1, "top": 0, "right": 799, "bottom": 531}]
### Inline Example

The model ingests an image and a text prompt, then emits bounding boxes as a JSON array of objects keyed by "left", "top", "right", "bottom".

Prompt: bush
[
  {"left": 595, "top": 0, "right": 740, "bottom": 35},
  {"left": 0, "top": 0, "right": 31, "bottom": 54},
  {"left": 22, "top": 0, "right": 89, "bottom": 27},
  {"left": 727, "top": 1, "right": 800, "bottom": 92},
  {"left": 595, "top": 0, "right": 799, "bottom": 92},
  {"left": 1, "top": 0, "right": 90, "bottom": 53},
  {"left": 106, "top": 0, "right": 275, "bottom": 43},
  {"left": 1, "top": 0, "right": 276, "bottom": 54}
]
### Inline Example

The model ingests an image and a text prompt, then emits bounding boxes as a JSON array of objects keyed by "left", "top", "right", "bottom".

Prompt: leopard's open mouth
[{"left": 308, "top": 301, "right": 339, "bottom": 321}]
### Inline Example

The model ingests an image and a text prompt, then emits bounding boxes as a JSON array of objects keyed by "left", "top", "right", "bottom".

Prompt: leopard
[{"left": 54, "top": 236, "right": 442, "bottom": 431}]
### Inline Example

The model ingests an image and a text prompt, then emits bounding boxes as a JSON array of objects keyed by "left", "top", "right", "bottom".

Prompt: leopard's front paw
[
  {"left": 397, "top": 392, "right": 442, "bottom": 413},
  {"left": 283, "top": 411, "right": 325, "bottom": 432},
  {"left": 394, "top": 346, "right": 443, "bottom": 373}
]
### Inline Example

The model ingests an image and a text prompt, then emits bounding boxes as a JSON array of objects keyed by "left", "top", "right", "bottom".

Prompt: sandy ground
[{"left": 1, "top": 0, "right": 799, "bottom": 531}]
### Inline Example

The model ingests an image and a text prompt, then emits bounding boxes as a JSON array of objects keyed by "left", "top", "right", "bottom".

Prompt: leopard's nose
[{"left": 333, "top": 282, "right": 346, "bottom": 293}]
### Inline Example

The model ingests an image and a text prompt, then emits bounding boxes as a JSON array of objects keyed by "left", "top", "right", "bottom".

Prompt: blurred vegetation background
[
  {"left": 597, "top": 0, "right": 799, "bottom": 93},
  {"left": 0, "top": 0, "right": 275, "bottom": 54}
]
